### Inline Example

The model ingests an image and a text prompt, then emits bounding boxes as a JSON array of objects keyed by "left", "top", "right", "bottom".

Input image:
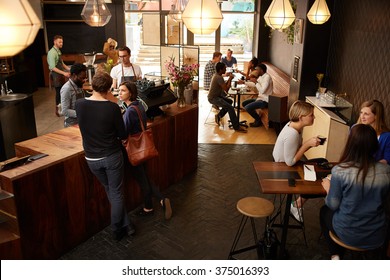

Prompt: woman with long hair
[
  {"left": 356, "top": 100, "right": 390, "bottom": 164},
  {"left": 320, "top": 124, "right": 390, "bottom": 259},
  {"left": 119, "top": 81, "right": 172, "bottom": 219}
]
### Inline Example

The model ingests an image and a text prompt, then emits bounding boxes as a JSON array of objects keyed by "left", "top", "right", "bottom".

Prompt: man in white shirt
[
  {"left": 110, "top": 46, "right": 142, "bottom": 89},
  {"left": 238, "top": 63, "right": 273, "bottom": 127}
]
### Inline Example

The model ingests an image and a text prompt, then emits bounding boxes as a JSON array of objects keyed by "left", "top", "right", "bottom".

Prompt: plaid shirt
[{"left": 203, "top": 60, "right": 216, "bottom": 90}]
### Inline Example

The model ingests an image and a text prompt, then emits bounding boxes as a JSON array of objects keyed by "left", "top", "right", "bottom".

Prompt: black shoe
[
  {"left": 113, "top": 227, "right": 128, "bottom": 241},
  {"left": 136, "top": 208, "right": 154, "bottom": 217},
  {"left": 215, "top": 114, "right": 221, "bottom": 126},
  {"left": 162, "top": 198, "right": 172, "bottom": 220},
  {"left": 128, "top": 223, "right": 136, "bottom": 236},
  {"left": 250, "top": 121, "right": 262, "bottom": 127},
  {"left": 234, "top": 127, "right": 247, "bottom": 133}
]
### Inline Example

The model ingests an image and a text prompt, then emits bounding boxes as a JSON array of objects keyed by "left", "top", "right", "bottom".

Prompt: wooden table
[{"left": 253, "top": 161, "right": 327, "bottom": 258}]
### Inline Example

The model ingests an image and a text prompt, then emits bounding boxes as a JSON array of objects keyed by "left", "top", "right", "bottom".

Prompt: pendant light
[
  {"left": 307, "top": 0, "right": 331, "bottom": 24},
  {"left": 182, "top": 0, "right": 223, "bottom": 35},
  {"left": 81, "top": 0, "right": 112, "bottom": 27},
  {"left": 169, "top": 0, "right": 188, "bottom": 23},
  {"left": 0, "top": 0, "right": 41, "bottom": 57},
  {"left": 264, "top": 0, "right": 296, "bottom": 30}
]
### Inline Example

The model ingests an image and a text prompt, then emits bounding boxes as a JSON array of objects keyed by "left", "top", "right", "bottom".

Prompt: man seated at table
[
  {"left": 207, "top": 62, "right": 247, "bottom": 133},
  {"left": 238, "top": 63, "right": 273, "bottom": 127},
  {"left": 221, "top": 49, "right": 237, "bottom": 69},
  {"left": 203, "top": 51, "right": 222, "bottom": 91}
]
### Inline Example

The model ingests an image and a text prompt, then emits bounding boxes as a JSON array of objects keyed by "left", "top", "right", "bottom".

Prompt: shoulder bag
[{"left": 125, "top": 105, "right": 158, "bottom": 166}]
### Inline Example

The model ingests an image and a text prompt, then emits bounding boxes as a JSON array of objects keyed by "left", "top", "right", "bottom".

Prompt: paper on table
[{"left": 304, "top": 164, "right": 317, "bottom": 181}]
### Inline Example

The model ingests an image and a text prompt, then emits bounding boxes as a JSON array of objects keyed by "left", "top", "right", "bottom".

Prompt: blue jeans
[
  {"left": 208, "top": 96, "right": 239, "bottom": 129},
  {"left": 243, "top": 98, "right": 268, "bottom": 122},
  {"left": 86, "top": 150, "right": 129, "bottom": 233}
]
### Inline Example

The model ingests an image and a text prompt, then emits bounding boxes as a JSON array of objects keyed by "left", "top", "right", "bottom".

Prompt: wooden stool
[
  {"left": 329, "top": 231, "right": 366, "bottom": 252},
  {"left": 228, "top": 197, "right": 274, "bottom": 259}
]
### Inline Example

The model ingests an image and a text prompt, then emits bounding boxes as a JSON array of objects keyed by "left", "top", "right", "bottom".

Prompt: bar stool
[
  {"left": 328, "top": 231, "right": 377, "bottom": 259},
  {"left": 228, "top": 197, "right": 274, "bottom": 259}
]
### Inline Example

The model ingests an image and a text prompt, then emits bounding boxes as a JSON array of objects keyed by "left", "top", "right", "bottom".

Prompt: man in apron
[
  {"left": 109, "top": 46, "right": 142, "bottom": 89},
  {"left": 47, "top": 35, "right": 70, "bottom": 117}
]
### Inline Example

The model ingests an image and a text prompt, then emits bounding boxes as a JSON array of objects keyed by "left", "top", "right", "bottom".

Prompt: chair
[
  {"left": 228, "top": 197, "right": 274, "bottom": 259},
  {"left": 204, "top": 104, "right": 220, "bottom": 125}
]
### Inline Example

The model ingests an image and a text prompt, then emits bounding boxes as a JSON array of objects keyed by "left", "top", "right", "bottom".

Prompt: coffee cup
[{"left": 318, "top": 135, "right": 327, "bottom": 145}]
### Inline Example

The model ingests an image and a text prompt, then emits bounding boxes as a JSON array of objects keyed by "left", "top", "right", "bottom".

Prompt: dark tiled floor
[{"left": 61, "top": 144, "right": 330, "bottom": 260}]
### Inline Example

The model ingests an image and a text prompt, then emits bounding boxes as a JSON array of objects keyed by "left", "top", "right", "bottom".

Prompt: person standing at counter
[
  {"left": 273, "top": 100, "right": 321, "bottom": 222},
  {"left": 60, "top": 63, "right": 87, "bottom": 127},
  {"left": 320, "top": 124, "right": 390, "bottom": 260},
  {"left": 355, "top": 100, "right": 390, "bottom": 164},
  {"left": 119, "top": 81, "right": 172, "bottom": 219},
  {"left": 110, "top": 46, "right": 142, "bottom": 89},
  {"left": 75, "top": 72, "right": 134, "bottom": 241},
  {"left": 103, "top": 38, "right": 119, "bottom": 65},
  {"left": 47, "top": 35, "right": 70, "bottom": 117}
]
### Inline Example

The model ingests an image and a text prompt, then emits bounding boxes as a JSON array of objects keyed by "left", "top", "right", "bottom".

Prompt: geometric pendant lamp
[
  {"left": 264, "top": 0, "right": 296, "bottom": 30},
  {"left": 81, "top": 0, "right": 112, "bottom": 27},
  {"left": 182, "top": 0, "right": 223, "bottom": 35},
  {"left": 0, "top": 0, "right": 41, "bottom": 57},
  {"left": 307, "top": 0, "right": 331, "bottom": 24}
]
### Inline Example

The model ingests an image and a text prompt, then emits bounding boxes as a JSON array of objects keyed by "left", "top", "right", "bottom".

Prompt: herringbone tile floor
[{"left": 61, "top": 144, "right": 330, "bottom": 260}]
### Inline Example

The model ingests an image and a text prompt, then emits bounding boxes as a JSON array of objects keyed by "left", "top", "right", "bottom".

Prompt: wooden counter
[{"left": 0, "top": 104, "right": 198, "bottom": 259}]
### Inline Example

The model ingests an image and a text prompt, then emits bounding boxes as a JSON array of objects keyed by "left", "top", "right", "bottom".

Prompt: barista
[{"left": 110, "top": 46, "right": 142, "bottom": 89}]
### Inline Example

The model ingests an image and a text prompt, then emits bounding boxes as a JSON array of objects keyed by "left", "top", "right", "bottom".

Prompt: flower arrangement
[{"left": 165, "top": 57, "right": 199, "bottom": 89}]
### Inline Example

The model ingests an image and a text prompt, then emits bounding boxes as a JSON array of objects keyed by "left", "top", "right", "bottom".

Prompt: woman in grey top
[{"left": 272, "top": 100, "right": 321, "bottom": 221}]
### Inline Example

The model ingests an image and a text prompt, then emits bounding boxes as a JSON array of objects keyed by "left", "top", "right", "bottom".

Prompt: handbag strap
[{"left": 130, "top": 105, "right": 146, "bottom": 132}]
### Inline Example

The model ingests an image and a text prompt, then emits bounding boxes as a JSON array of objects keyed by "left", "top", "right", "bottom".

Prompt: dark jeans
[
  {"left": 130, "top": 163, "right": 164, "bottom": 209},
  {"left": 319, "top": 205, "right": 344, "bottom": 257},
  {"left": 208, "top": 96, "right": 239, "bottom": 129},
  {"left": 55, "top": 86, "right": 61, "bottom": 105},
  {"left": 243, "top": 98, "right": 268, "bottom": 122},
  {"left": 86, "top": 150, "right": 129, "bottom": 233}
]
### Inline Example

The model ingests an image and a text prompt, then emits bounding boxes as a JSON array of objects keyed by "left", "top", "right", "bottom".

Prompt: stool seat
[
  {"left": 237, "top": 197, "right": 274, "bottom": 218},
  {"left": 329, "top": 231, "right": 367, "bottom": 252}
]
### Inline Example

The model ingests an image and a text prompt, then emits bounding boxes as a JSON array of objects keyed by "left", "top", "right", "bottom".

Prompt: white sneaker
[
  {"left": 331, "top": 254, "right": 340, "bottom": 260},
  {"left": 290, "top": 204, "right": 303, "bottom": 222}
]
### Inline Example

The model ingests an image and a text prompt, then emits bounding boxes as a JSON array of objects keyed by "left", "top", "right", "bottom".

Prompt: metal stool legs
[{"left": 228, "top": 215, "right": 262, "bottom": 259}]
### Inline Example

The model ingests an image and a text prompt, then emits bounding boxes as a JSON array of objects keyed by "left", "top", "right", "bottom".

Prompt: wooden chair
[{"left": 228, "top": 197, "right": 274, "bottom": 259}]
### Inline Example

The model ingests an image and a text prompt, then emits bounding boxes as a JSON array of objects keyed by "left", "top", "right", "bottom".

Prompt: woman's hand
[
  {"left": 304, "top": 137, "right": 320, "bottom": 148},
  {"left": 321, "top": 176, "right": 331, "bottom": 194}
]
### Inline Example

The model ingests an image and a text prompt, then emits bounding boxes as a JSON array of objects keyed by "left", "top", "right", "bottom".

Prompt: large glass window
[{"left": 124, "top": 0, "right": 256, "bottom": 86}]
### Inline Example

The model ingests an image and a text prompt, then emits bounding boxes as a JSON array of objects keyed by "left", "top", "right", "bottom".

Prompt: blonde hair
[{"left": 289, "top": 100, "right": 314, "bottom": 122}]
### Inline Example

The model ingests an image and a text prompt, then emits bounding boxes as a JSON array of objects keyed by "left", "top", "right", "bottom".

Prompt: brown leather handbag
[{"left": 125, "top": 105, "right": 158, "bottom": 166}]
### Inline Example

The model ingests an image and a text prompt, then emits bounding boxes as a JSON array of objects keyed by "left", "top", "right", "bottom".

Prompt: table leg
[
  {"left": 236, "top": 94, "right": 248, "bottom": 127},
  {"left": 279, "top": 194, "right": 292, "bottom": 258}
]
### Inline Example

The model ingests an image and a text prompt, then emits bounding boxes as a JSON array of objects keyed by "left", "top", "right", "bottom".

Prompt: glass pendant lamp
[
  {"left": 81, "top": 0, "right": 112, "bottom": 27},
  {"left": 264, "top": 0, "right": 296, "bottom": 30},
  {"left": 307, "top": 0, "right": 331, "bottom": 24}
]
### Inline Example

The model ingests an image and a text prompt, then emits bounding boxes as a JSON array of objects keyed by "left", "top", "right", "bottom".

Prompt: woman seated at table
[
  {"left": 355, "top": 100, "right": 390, "bottom": 164},
  {"left": 272, "top": 100, "right": 322, "bottom": 221},
  {"left": 320, "top": 124, "right": 390, "bottom": 260}
]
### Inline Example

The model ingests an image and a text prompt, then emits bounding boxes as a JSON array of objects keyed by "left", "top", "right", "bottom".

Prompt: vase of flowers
[{"left": 165, "top": 57, "right": 199, "bottom": 108}]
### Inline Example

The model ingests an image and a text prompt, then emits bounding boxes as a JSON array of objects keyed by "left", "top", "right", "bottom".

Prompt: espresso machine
[{"left": 84, "top": 52, "right": 96, "bottom": 85}]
